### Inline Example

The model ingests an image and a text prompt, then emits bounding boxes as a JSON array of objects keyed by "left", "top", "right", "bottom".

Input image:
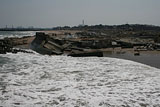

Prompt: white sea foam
[
  {"left": 0, "top": 31, "right": 35, "bottom": 39},
  {"left": 0, "top": 53, "right": 160, "bottom": 107}
]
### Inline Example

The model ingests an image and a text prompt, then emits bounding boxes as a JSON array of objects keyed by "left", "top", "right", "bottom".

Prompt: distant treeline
[
  {"left": 53, "top": 24, "right": 160, "bottom": 31},
  {"left": 1, "top": 24, "right": 160, "bottom": 31}
]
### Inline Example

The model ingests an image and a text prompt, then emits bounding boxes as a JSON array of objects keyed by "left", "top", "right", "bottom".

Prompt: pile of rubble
[
  {"left": 2, "top": 31, "right": 160, "bottom": 56},
  {"left": 0, "top": 39, "right": 12, "bottom": 54},
  {"left": 30, "top": 32, "right": 111, "bottom": 57},
  {"left": 0, "top": 38, "right": 34, "bottom": 54}
]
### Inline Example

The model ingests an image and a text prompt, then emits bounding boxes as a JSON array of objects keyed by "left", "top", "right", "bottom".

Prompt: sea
[
  {"left": 0, "top": 31, "right": 35, "bottom": 39},
  {"left": 0, "top": 31, "right": 160, "bottom": 107}
]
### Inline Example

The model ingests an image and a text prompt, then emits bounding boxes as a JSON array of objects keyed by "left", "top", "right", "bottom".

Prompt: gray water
[
  {"left": 0, "top": 53, "right": 160, "bottom": 106},
  {"left": 1, "top": 31, "right": 160, "bottom": 106},
  {"left": 0, "top": 31, "right": 35, "bottom": 39}
]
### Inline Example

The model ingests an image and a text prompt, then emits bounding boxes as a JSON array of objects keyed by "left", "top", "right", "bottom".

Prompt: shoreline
[
  {"left": 0, "top": 31, "right": 160, "bottom": 69},
  {"left": 103, "top": 49, "right": 160, "bottom": 69}
]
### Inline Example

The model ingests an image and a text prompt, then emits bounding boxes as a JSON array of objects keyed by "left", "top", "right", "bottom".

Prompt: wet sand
[{"left": 103, "top": 50, "right": 160, "bottom": 69}]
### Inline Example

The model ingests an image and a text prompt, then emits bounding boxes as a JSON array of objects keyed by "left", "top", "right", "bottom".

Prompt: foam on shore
[
  {"left": 0, "top": 31, "right": 35, "bottom": 39},
  {"left": 0, "top": 53, "right": 160, "bottom": 107}
]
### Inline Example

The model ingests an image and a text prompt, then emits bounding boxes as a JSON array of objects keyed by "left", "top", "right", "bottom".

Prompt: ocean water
[
  {"left": 0, "top": 52, "right": 160, "bottom": 107},
  {"left": 0, "top": 31, "right": 35, "bottom": 39},
  {"left": 0, "top": 31, "right": 160, "bottom": 106}
]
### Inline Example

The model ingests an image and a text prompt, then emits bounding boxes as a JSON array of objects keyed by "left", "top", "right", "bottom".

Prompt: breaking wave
[
  {"left": 0, "top": 31, "right": 35, "bottom": 39},
  {"left": 0, "top": 52, "right": 160, "bottom": 107}
]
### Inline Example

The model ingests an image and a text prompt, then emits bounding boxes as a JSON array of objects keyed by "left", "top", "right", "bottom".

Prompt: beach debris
[
  {"left": 0, "top": 38, "right": 34, "bottom": 54},
  {"left": 30, "top": 32, "right": 107, "bottom": 57}
]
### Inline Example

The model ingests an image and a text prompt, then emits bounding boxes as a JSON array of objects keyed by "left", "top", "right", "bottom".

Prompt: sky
[{"left": 0, "top": 0, "right": 160, "bottom": 28}]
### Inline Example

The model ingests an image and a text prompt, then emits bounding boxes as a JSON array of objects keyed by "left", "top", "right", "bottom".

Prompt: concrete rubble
[
  {"left": 30, "top": 31, "right": 160, "bottom": 57},
  {"left": 30, "top": 32, "right": 112, "bottom": 57},
  {"left": 0, "top": 37, "right": 34, "bottom": 54},
  {"left": 1, "top": 30, "right": 160, "bottom": 56}
]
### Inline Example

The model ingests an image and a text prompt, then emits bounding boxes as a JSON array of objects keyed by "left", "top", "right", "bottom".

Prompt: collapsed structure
[
  {"left": 1, "top": 29, "right": 160, "bottom": 56},
  {"left": 30, "top": 32, "right": 113, "bottom": 57},
  {"left": 30, "top": 31, "right": 160, "bottom": 57}
]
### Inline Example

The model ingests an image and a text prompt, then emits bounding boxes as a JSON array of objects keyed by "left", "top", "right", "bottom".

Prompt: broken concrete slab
[{"left": 30, "top": 32, "right": 107, "bottom": 56}]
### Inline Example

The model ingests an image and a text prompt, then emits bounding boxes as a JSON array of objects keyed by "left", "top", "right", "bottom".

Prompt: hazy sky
[{"left": 0, "top": 0, "right": 160, "bottom": 28}]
